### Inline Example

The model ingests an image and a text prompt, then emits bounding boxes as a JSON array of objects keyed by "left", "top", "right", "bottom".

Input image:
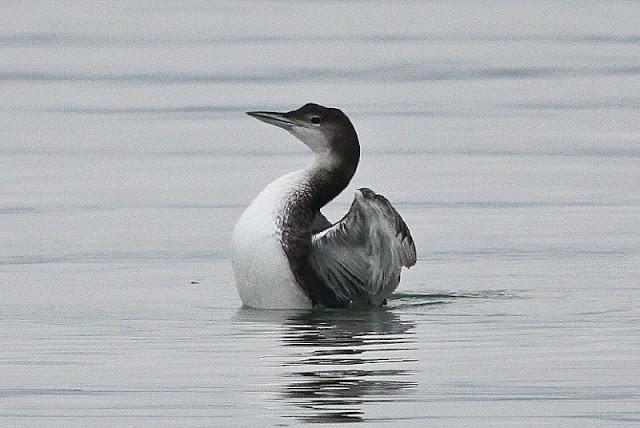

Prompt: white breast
[{"left": 231, "top": 170, "right": 312, "bottom": 309}]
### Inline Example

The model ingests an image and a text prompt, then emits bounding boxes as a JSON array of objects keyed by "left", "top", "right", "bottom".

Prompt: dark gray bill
[{"left": 246, "top": 111, "right": 296, "bottom": 130}]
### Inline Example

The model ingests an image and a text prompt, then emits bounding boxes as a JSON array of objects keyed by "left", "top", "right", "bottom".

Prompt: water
[{"left": 1, "top": 1, "right": 639, "bottom": 426}]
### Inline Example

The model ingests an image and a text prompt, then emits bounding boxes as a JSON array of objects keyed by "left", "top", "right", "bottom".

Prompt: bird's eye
[{"left": 310, "top": 116, "right": 321, "bottom": 124}]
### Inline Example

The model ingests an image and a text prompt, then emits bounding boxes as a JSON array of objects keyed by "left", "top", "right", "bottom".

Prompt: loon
[{"left": 231, "top": 103, "right": 416, "bottom": 309}]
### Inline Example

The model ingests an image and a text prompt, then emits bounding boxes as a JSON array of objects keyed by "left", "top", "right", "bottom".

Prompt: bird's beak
[{"left": 246, "top": 111, "right": 297, "bottom": 130}]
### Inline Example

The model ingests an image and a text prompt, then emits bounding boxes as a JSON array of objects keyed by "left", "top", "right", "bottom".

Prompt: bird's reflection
[{"left": 281, "top": 309, "right": 416, "bottom": 423}]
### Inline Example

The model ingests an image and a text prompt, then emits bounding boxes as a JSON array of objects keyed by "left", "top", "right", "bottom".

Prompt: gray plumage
[
  {"left": 238, "top": 103, "right": 417, "bottom": 308},
  {"left": 309, "top": 188, "right": 416, "bottom": 306}
]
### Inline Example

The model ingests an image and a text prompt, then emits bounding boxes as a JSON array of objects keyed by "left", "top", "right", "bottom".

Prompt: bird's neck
[{"left": 304, "top": 147, "right": 359, "bottom": 211}]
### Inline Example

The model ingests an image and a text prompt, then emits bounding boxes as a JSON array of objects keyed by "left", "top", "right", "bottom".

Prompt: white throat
[
  {"left": 287, "top": 126, "right": 340, "bottom": 172},
  {"left": 289, "top": 126, "right": 330, "bottom": 153},
  {"left": 310, "top": 151, "right": 341, "bottom": 172}
]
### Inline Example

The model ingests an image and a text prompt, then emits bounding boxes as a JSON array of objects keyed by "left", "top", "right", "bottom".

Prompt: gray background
[{"left": 2, "top": 1, "right": 639, "bottom": 426}]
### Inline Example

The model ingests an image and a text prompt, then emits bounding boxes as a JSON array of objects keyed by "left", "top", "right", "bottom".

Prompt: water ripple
[
  {"left": 3, "top": 64, "right": 639, "bottom": 84},
  {"left": 279, "top": 309, "right": 417, "bottom": 423},
  {"left": 3, "top": 31, "right": 640, "bottom": 47}
]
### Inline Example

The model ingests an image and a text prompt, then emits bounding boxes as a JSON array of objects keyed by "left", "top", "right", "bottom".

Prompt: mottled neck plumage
[
  {"left": 282, "top": 135, "right": 360, "bottom": 308},
  {"left": 306, "top": 135, "right": 360, "bottom": 212}
]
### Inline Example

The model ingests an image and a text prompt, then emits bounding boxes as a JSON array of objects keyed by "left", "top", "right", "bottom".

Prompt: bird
[{"left": 231, "top": 103, "right": 416, "bottom": 309}]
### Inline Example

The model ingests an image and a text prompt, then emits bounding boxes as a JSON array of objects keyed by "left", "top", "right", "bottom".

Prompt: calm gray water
[{"left": 1, "top": 1, "right": 640, "bottom": 426}]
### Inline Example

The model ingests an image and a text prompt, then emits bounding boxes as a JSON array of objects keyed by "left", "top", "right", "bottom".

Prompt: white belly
[{"left": 231, "top": 171, "right": 312, "bottom": 309}]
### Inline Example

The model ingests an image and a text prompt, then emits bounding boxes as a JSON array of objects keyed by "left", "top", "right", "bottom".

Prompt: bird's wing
[
  {"left": 308, "top": 188, "right": 416, "bottom": 306},
  {"left": 310, "top": 211, "right": 332, "bottom": 234}
]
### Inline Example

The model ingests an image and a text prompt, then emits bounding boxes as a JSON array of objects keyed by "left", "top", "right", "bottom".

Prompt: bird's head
[{"left": 246, "top": 103, "right": 359, "bottom": 160}]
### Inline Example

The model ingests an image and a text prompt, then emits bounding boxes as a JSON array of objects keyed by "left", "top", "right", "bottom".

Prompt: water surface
[{"left": 1, "top": 1, "right": 639, "bottom": 426}]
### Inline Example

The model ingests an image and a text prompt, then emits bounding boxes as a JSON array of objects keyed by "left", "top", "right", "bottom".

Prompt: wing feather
[{"left": 309, "top": 188, "right": 416, "bottom": 306}]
